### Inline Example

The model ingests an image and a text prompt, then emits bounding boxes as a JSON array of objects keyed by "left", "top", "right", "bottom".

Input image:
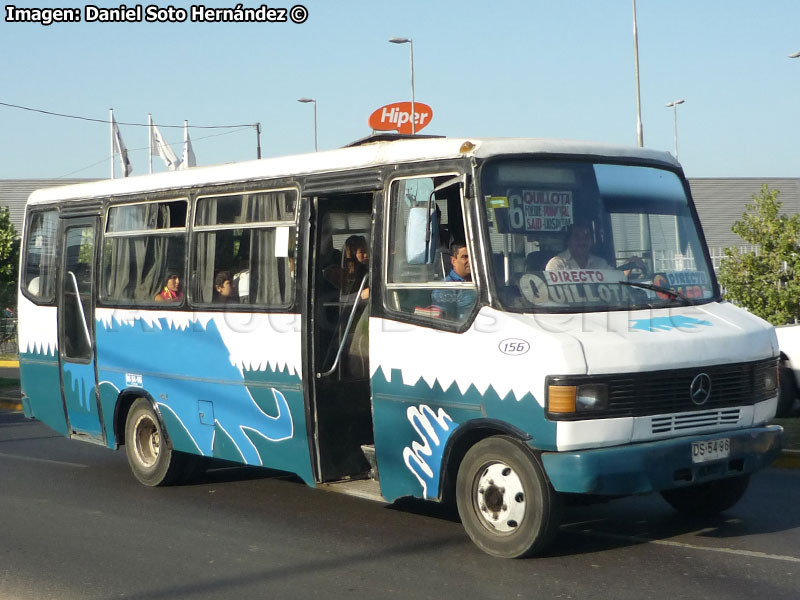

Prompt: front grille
[
  {"left": 547, "top": 358, "right": 776, "bottom": 420},
  {"left": 651, "top": 408, "right": 741, "bottom": 434}
]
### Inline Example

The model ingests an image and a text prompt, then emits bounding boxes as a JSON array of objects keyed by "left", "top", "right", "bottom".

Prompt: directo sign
[{"left": 368, "top": 102, "right": 433, "bottom": 135}]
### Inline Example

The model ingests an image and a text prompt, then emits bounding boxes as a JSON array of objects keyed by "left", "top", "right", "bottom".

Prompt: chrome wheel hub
[
  {"left": 134, "top": 414, "right": 160, "bottom": 467},
  {"left": 474, "top": 462, "right": 526, "bottom": 533}
]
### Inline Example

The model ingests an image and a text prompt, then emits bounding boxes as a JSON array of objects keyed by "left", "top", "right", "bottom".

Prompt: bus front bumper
[{"left": 540, "top": 425, "right": 783, "bottom": 495}]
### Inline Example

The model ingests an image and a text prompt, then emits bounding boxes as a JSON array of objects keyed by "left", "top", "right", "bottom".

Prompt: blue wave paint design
[
  {"left": 402, "top": 404, "right": 454, "bottom": 498},
  {"left": 95, "top": 315, "right": 296, "bottom": 465},
  {"left": 630, "top": 315, "right": 712, "bottom": 332},
  {"left": 62, "top": 361, "right": 102, "bottom": 437}
]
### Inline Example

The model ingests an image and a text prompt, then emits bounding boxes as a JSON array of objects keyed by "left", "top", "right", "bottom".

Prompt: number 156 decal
[{"left": 498, "top": 339, "right": 530, "bottom": 355}]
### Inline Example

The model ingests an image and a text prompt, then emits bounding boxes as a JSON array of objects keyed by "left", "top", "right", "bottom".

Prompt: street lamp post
[
  {"left": 389, "top": 37, "right": 415, "bottom": 135},
  {"left": 665, "top": 99, "right": 685, "bottom": 159},
  {"left": 632, "top": 0, "right": 644, "bottom": 147},
  {"left": 789, "top": 51, "right": 800, "bottom": 59},
  {"left": 297, "top": 98, "right": 317, "bottom": 152}
]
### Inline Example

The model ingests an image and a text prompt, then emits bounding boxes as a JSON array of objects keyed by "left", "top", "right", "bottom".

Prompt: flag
[
  {"left": 179, "top": 120, "right": 196, "bottom": 170},
  {"left": 149, "top": 117, "right": 181, "bottom": 171},
  {"left": 111, "top": 114, "right": 132, "bottom": 177}
]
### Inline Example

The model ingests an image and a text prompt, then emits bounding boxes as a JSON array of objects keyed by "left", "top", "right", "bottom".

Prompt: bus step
[
  {"left": 361, "top": 444, "right": 379, "bottom": 480},
  {"left": 318, "top": 478, "right": 384, "bottom": 503}
]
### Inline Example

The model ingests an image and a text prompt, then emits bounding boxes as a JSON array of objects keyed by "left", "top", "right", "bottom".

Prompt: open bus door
[
  {"left": 57, "top": 216, "right": 105, "bottom": 444},
  {"left": 305, "top": 193, "right": 375, "bottom": 482}
]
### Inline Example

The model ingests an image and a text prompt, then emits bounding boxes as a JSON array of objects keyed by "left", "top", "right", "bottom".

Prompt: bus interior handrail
[{"left": 316, "top": 274, "right": 368, "bottom": 379}]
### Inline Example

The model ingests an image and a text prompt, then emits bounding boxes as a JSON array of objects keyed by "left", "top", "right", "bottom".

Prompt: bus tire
[
  {"left": 125, "top": 398, "right": 187, "bottom": 487},
  {"left": 456, "top": 436, "right": 560, "bottom": 558},
  {"left": 660, "top": 475, "right": 750, "bottom": 516}
]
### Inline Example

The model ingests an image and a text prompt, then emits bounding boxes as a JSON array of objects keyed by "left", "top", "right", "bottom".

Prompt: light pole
[
  {"left": 389, "top": 37, "right": 415, "bottom": 135},
  {"left": 665, "top": 99, "right": 685, "bottom": 159},
  {"left": 632, "top": 0, "right": 643, "bottom": 147},
  {"left": 297, "top": 98, "right": 317, "bottom": 151},
  {"left": 790, "top": 51, "right": 800, "bottom": 58}
]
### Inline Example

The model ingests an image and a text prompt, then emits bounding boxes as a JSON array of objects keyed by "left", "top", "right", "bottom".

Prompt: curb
[
  {"left": 0, "top": 399, "right": 22, "bottom": 411},
  {"left": 773, "top": 449, "right": 800, "bottom": 470},
  {"left": 0, "top": 360, "right": 19, "bottom": 368}
]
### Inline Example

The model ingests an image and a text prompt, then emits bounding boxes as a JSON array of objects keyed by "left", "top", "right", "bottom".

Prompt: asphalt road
[{"left": 1, "top": 410, "right": 798, "bottom": 600}]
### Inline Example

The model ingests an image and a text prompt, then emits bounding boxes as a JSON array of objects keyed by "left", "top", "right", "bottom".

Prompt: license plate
[{"left": 692, "top": 438, "right": 730, "bottom": 463}]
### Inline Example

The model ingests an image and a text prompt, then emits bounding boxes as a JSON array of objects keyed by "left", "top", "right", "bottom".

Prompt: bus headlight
[
  {"left": 764, "top": 367, "right": 778, "bottom": 393},
  {"left": 547, "top": 383, "right": 608, "bottom": 416},
  {"left": 576, "top": 384, "right": 609, "bottom": 412}
]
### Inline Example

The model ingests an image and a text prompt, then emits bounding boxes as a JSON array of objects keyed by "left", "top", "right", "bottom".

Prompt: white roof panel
[{"left": 27, "top": 137, "right": 681, "bottom": 205}]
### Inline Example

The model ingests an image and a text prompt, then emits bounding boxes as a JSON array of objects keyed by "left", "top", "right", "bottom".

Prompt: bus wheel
[
  {"left": 456, "top": 436, "right": 561, "bottom": 558},
  {"left": 125, "top": 398, "right": 185, "bottom": 487},
  {"left": 660, "top": 475, "right": 750, "bottom": 516}
]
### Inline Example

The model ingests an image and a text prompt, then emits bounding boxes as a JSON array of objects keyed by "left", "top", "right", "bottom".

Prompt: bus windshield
[{"left": 480, "top": 159, "right": 718, "bottom": 312}]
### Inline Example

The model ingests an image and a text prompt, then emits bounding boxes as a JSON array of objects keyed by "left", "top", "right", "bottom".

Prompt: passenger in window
[
  {"left": 154, "top": 272, "right": 183, "bottom": 302},
  {"left": 214, "top": 271, "right": 238, "bottom": 303},
  {"left": 446, "top": 241, "right": 471, "bottom": 283},
  {"left": 342, "top": 235, "right": 370, "bottom": 300},
  {"left": 431, "top": 241, "right": 476, "bottom": 320}
]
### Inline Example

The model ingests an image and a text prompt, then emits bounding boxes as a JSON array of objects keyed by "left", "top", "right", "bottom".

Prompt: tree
[
  {"left": 718, "top": 185, "right": 800, "bottom": 325},
  {"left": 0, "top": 206, "right": 20, "bottom": 310}
]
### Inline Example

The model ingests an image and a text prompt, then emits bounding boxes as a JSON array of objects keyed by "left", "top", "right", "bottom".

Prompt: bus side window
[
  {"left": 22, "top": 210, "right": 59, "bottom": 304},
  {"left": 384, "top": 175, "right": 477, "bottom": 324},
  {"left": 101, "top": 200, "right": 187, "bottom": 305},
  {"left": 192, "top": 189, "right": 296, "bottom": 308}
]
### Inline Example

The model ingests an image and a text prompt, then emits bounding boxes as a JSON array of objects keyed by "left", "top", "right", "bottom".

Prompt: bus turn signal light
[{"left": 548, "top": 385, "right": 577, "bottom": 413}]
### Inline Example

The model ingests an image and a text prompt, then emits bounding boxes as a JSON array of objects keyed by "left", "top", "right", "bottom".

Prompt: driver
[
  {"left": 545, "top": 222, "right": 611, "bottom": 270},
  {"left": 545, "top": 222, "right": 645, "bottom": 273}
]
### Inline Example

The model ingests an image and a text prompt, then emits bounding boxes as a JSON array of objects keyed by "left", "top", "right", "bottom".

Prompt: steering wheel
[{"left": 618, "top": 260, "right": 650, "bottom": 280}]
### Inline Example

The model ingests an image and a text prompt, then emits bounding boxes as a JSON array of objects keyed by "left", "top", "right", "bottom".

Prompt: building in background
[
  {"left": 689, "top": 178, "right": 800, "bottom": 270},
  {"left": 1, "top": 180, "right": 96, "bottom": 236}
]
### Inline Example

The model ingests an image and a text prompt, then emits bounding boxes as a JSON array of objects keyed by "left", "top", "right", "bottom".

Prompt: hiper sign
[{"left": 368, "top": 102, "right": 433, "bottom": 134}]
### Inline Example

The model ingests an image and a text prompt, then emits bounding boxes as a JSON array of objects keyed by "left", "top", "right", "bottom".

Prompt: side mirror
[
  {"left": 405, "top": 173, "right": 467, "bottom": 265},
  {"left": 406, "top": 206, "right": 438, "bottom": 264}
]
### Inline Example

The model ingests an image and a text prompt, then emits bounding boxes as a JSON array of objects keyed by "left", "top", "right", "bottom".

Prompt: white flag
[
  {"left": 149, "top": 119, "right": 181, "bottom": 171},
  {"left": 179, "top": 120, "right": 196, "bottom": 170},
  {"left": 111, "top": 114, "right": 132, "bottom": 177}
]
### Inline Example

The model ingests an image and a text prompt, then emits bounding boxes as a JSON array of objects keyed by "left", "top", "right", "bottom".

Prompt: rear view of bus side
[{"left": 18, "top": 137, "right": 783, "bottom": 558}]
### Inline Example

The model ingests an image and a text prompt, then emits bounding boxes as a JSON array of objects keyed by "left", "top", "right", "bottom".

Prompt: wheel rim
[
  {"left": 133, "top": 413, "right": 160, "bottom": 468},
  {"left": 473, "top": 461, "right": 526, "bottom": 534}
]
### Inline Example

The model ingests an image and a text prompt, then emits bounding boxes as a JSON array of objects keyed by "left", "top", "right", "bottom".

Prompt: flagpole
[
  {"left": 181, "top": 120, "right": 196, "bottom": 170},
  {"left": 148, "top": 113, "right": 153, "bottom": 174},
  {"left": 184, "top": 121, "right": 188, "bottom": 169},
  {"left": 110, "top": 108, "right": 115, "bottom": 179}
]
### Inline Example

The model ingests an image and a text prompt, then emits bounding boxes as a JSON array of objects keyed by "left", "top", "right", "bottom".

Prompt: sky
[{"left": 1, "top": 0, "right": 799, "bottom": 180}]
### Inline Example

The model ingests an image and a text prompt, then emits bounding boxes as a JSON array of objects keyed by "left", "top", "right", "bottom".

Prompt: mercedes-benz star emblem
[{"left": 690, "top": 373, "right": 712, "bottom": 406}]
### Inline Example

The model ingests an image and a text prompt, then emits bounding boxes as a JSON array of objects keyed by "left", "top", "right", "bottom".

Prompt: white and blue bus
[{"left": 18, "top": 136, "right": 783, "bottom": 557}]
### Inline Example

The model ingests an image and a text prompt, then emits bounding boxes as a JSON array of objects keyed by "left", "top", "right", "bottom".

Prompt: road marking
[
  {"left": 0, "top": 452, "right": 87, "bottom": 468},
  {"left": 572, "top": 529, "right": 800, "bottom": 563}
]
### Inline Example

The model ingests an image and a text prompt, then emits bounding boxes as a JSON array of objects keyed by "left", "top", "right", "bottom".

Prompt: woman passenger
[
  {"left": 154, "top": 272, "right": 183, "bottom": 302},
  {"left": 342, "top": 235, "right": 369, "bottom": 300}
]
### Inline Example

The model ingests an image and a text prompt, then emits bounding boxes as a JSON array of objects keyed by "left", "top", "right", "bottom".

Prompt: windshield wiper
[{"left": 617, "top": 281, "right": 693, "bottom": 305}]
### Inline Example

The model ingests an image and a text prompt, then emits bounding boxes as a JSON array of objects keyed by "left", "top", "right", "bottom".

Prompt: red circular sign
[{"left": 368, "top": 102, "right": 433, "bottom": 134}]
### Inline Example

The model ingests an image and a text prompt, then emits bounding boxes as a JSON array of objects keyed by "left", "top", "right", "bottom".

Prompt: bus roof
[{"left": 27, "top": 137, "right": 681, "bottom": 205}]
